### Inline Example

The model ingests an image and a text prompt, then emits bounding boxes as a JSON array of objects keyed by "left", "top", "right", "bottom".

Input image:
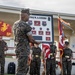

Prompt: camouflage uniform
[
  {"left": 62, "top": 48, "right": 72, "bottom": 75},
  {"left": 0, "top": 40, "right": 8, "bottom": 75},
  {"left": 13, "top": 20, "right": 32, "bottom": 75},
  {"left": 46, "top": 44, "right": 56, "bottom": 75},
  {"left": 30, "top": 46, "right": 41, "bottom": 75}
]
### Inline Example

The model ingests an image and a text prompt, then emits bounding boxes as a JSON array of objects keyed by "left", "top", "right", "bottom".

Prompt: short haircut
[
  {"left": 21, "top": 9, "right": 30, "bottom": 15},
  {"left": 65, "top": 41, "right": 69, "bottom": 45}
]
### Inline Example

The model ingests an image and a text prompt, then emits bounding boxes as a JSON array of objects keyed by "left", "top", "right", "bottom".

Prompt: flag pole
[
  {"left": 58, "top": 15, "right": 74, "bottom": 75},
  {"left": 58, "top": 15, "right": 63, "bottom": 75},
  {"left": 60, "top": 50, "right": 63, "bottom": 75}
]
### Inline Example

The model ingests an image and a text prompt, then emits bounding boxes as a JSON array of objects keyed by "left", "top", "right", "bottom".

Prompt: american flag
[{"left": 42, "top": 43, "right": 50, "bottom": 59}]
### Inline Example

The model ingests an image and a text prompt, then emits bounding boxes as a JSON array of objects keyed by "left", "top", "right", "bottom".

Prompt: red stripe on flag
[
  {"left": 45, "top": 49, "right": 50, "bottom": 58},
  {"left": 42, "top": 43, "right": 50, "bottom": 59}
]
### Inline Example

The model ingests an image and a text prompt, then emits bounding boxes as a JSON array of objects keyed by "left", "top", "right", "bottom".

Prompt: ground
[{"left": 5, "top": 74, "right": 15, "bottom": 75}]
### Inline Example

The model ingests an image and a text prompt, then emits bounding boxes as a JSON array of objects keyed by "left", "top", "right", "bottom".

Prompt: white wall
[
  {"left": 70, "top": 36, "right": 75, "bottom": 51},
  {"left": 70, "top": 35, "right": 75, "bottom": 62},
  {"left": 5, "top": 58, "right": 17, "bottom": 73}
]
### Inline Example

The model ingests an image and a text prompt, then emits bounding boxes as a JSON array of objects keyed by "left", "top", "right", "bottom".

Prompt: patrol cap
[
  {"left": 65, "top": 41, "right": 69, "bottom": 45},
  {"left": 21, "top": 9, "right": 30, "bottom": 15}
]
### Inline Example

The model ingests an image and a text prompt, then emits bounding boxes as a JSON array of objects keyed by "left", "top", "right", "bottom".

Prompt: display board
[{"left": 28, "top": 14, "right": 54, "bottom": 43}]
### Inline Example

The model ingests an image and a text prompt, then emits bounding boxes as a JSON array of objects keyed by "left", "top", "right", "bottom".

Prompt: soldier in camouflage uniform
[
  {"left": 46, "top": 44, "right": 57, "bottom": 75},
  {"left": 62, "top": 41, "right": 73, "bottom": 75},
  {"left": 30, "top": 44, "right": 41, "bottom": 75},
  {"left": 0, "top": 39, "right": 8, "bottom": 75},
  {"left": 13, "top": 9, "right": 40, "bottom": 75}
]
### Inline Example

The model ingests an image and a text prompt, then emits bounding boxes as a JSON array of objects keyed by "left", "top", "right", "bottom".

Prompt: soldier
[
  {"left": 43, "top": 44, "right": 56, "bottom": 75},
  {"left": 13, "top": 9, "right": 40, "bottom": 75},
  {"left": 0, "top": 39, "right": 8, "bottom": 75},
  {"left": 46, "top": 44, "right": 57, "bottom": 75},
  {"left": 30, "top": 44, "right": 41, "bottom": 75},
  {"left": 62, "top": 41, "right": 73, "bottom": 75}
]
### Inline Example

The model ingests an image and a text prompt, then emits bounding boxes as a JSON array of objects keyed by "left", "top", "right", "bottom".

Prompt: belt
[
  {"left": 15, "top": 42, "right": 18, "bottom": 44},
  {"left": 65, "top": 56, "right": 69, "bottom": 58},
  {"left": 33, "top": 55, "right": 39, "bottom": 57},
  {"left": 50, "top": 53, "right": 53, "bottom": 55}
]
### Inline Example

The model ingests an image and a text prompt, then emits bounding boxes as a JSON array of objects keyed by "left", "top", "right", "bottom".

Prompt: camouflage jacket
[
  {"left": 13, "top": 20, "right": 32, "bottom": 43},
  {"left": 13, "top": 20, "right": 32, "bottom": 56},
  {"left": 0, "top": 40, "right": 8, "bottom": 57}
]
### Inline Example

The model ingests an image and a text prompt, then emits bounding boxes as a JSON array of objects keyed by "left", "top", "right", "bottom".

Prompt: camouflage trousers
[
  {"left": 30, "top": 57, "right": 41, "bottom": 75},
  {"left": 62, "top": 60, "right": 72, "bottom": 75},
  {"left": 16, "top": 56, "right": 29, "bottom": 75},
  {"left": 46, "top": 58, "right": 56, "bottom": 75},
  {"left": 0, "top": 57, "right": 5, "bottom": 75}
]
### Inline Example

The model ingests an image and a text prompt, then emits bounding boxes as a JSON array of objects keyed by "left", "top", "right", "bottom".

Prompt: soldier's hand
[
  {"left": 51, "top": 57, "right": 54, "bottom": 59},
  {"left": 42, "top": 59, "right": 45, "bottom": 63},
  {"left": 28, "top": 54, "right": 32, "bottom": 66},
  {"left": 36, "top": 42, "right": 41, "bottom": 45}
]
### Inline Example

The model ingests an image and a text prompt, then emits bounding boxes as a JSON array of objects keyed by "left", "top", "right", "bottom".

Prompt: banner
[
  {"left": 29, "top": 14, "right": 54, "bottom": 43},
  {"left": 0, "top": 21, "right": 12, "bottom": 37}
]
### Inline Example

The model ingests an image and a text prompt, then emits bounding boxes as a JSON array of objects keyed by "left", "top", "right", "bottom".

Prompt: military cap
[{"left": 21, "top": 9, "right": 30, "bottom": 15}]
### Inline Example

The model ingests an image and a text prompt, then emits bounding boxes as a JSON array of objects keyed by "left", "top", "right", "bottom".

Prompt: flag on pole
[
  {"left": 58, "top": 17, "right": 64, "bottom": 57},
  {"left": 58, "top": 17, "right": 64, "bottom": 74},
  {"left": 42, "top": 43, "right": 50, "bottom": 59},
  {"left": 59, "top": 18, "right": 74, "bottom": 33},
  {"left": 58, "top": 17, "right": 71, "bottom": 75},
  {"left": 59, "top": 18, "right": 70, "bottom": 26},
  {"left": 0, "top": 21, "right": 12, "bottom": 37},
  {"left": 42, "top": 43, "right": 50, "bottom": 75},
  {"left": 58, "top": 17, "right": 71, "bottom": 54}
]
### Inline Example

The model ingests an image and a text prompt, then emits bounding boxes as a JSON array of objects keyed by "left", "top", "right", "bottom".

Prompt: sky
[{"left": 0, "top": 0, "right": 75, "bottom": 15}]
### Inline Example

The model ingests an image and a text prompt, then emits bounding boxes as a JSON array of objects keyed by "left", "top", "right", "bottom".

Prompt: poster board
[{"left": 28, "top": 14, "right": 54, "bottom": 43}]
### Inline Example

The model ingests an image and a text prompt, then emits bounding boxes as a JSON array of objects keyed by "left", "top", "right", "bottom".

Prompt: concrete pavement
[{"left": 4, "top": 58, "right": 75, "bottom": 75}]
